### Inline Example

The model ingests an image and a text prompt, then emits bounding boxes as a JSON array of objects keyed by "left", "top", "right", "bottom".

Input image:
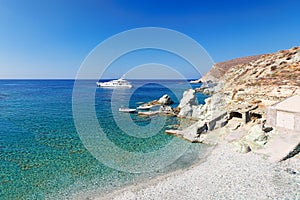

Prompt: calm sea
[{"left": 0, "top": 80, "right": 208, "bottom": 199}]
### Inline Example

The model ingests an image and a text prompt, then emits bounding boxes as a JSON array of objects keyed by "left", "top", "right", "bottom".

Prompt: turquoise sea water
[{"left": 0, "top": 80, "right": 208, "bottom": 199}]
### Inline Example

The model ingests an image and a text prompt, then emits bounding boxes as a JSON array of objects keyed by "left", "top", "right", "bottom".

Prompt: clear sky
[{"left": 0, "top": 0, "right": 300, "bottom": 79}]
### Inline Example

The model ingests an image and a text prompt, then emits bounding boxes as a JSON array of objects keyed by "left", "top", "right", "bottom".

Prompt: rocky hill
[
  {"left": 171, "top": 46, "right": 300, "bottom": 158},
  {"left": 201, "top": 55, "right": 262, "bottom": 82},
  {"left": 221, "top": 46, "right": 300, "bottom": 109},
  {"left": 180, "top": 46, "right": 300, "bottom": 123}
]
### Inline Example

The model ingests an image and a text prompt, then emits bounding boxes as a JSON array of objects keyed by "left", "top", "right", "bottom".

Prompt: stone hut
[{"left": 266, "top": 95, "right": 300, "bottom": 132}]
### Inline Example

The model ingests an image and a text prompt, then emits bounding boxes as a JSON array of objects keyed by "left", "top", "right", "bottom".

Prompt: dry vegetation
[{"left": 218, "top": 46, "right": 300, "bottom": 108}]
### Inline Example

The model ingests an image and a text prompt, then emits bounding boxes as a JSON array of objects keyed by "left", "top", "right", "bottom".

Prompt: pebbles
[{"left": 99, "top": 143, "right": 300, "bottom": 200}]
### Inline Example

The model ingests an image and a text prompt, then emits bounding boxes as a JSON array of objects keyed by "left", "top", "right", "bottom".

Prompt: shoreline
[
  {"left": 99, "top": 146, "right": 216, "bottom": 200},
  {"left": 71, "top": 145, "right": 216, "bottom": 200},
  {"left": 90, "top": 142, "right": 299, "bottom": 200}
]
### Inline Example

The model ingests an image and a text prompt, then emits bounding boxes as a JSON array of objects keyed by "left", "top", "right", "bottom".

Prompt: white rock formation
[
  {"left": 178, "top": 89, "right": 198, "bottom": 118},
  {"left": 158, "top": 105, "right": 174, "bottom": 115},
  {"left": 158, "top": 94, "right": 173, "bottom": 105},
  {"left": 178, "top": 89, "right": 197, "bottom": 108},
  {"left": 177, "top": 86, "right": 225, "bottom": 121}
]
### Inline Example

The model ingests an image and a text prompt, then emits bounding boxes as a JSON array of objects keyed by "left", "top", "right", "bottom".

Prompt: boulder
[
  {"left": 158, "top": 94, "right": 174, "bottom": 105},
  {"left": 195, "top": 81, "right": 218, "bottom": 95},
  {"left": 178, "top": 105, "right": 193, "bottom": 118},
  {"left": 175, "top": 121, "right": 208, "bottom": 142},
  {"left": 203, "top": 88, "right": 214, "bottom": 95},
  {"left": 242, "top": 125, "right": 269, "bottom": 148},
  {"left": 262, "top": 126, "right": 273, "bottom": 133},
  {"left": 158, "top": 105, "right": 175, "bottom": 115},
  {"left": 177, "top": 86, "right": 225, "bottom": 120},
  {"left": 232, "top": 142, "right": 251, "bottom": 153},
  {"left": 178, "top": 89, "right": 197, "bottom": 108},
  {"left": 142, "top": 94, "right": 174, "bottom": 107},
  {"left": 178, "top": 104, "right": 210, "bottom": 119},
  {"left": 177, "top": 91, "right": 216, "bottom": 120},
  {"left": 191, "top": 104, "right": 210, "bottom": 120},
  {"left": 191, "top": 105, "right": 204, "bottom": 119},
  {"left": 178, "top": 89, "right": 198, "bottom": 118}
]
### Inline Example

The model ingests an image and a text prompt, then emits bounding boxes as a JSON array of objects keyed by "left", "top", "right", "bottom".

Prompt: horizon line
[{"left": 0, "top": 78, "right": 201, "bottom": 80}]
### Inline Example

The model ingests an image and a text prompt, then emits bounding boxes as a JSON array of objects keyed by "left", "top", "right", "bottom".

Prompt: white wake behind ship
[{"left": 96, "top": 77, "right": 133, "bottom": 88}]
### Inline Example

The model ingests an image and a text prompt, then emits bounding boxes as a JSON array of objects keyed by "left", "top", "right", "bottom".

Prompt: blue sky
[{"left": 0, "top": 0, "right": 299, "bottom": 79}]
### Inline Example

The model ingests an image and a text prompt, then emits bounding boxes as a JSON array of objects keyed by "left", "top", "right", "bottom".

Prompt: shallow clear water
[{"left": 0, "top": 80, "right": 208, "bottom": 199}]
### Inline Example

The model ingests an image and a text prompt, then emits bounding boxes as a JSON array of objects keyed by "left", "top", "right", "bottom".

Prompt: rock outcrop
[
  {"left": 222, "top": 46, "right": 300, "bottom": 107},
  {"left": 200, "top": 55, "right": 262, "bottom": 82},
  {"left": 158, "top": 105, "right": 175, "bottom": 115},
  {"left": 177, "top": 89, "right": 197, "bottom": 118},
  {"left": 140, "top": 94, "right": 174, "bottom": 107},
  {"left": 231, "top": 124, "right": 269, "bottom": 153},
  {"left": 171, "top": 46, "right": 300, "bottom": 161},
  {"left": 177, "top": 89, "right": 218, "bottom": 121},
  {"left": 158, "top": 94, "right": 174, "bottom": 105},
  {"left": 178, "top": 89, "right": 197, "bottom": 108},
  {"left": 137, "top": 95, "right": 175, "bottom": 116}
]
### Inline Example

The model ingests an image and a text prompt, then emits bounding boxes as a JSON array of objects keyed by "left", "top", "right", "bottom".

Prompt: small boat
[
  {"left": 119, "top": 108, "right": 136, "bottom": 113},
  {"left": 165, "top": 129, "right": 179, "bottom": 135},
  {"left": 96, "top": 76, "right": 133, "bottom": 88},
  {"left": 189, "top": 79, "right": 200, "bottom": 84},
  {"left": 137, "top": 105, "right": 153, "bottom": 110},
  {"left": 138, "top": 111, "right": 159, "bottom": 116}
]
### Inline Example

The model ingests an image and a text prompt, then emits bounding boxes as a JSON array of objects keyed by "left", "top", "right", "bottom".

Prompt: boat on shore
[{"left": 96, "top": 77, "right": 133, "bottom": 88}]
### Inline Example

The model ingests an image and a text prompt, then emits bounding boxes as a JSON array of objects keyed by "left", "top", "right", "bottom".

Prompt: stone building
[{"left": 266, "top": 95, "right": 300, "bottom": 132}]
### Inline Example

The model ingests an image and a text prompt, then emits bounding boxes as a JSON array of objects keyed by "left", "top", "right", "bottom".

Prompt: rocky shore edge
[{"left": 164, "top": 46, "right": 300, "bottom": 164}]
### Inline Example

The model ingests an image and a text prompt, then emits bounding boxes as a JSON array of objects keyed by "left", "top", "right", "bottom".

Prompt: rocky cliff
[
  {"left": 200, "top": 55, "right": 262, "bottom": 82},
  {"left": 194, "top": 46, "right": 300, "bottom": 116},
  {"left": 221, "top": 46, "right": 300, "bottom": 108},
  {"left": 177, "top": 46, "right": 300, "bottom": 123},
  {"left": 171, "top": 46, "right": 300, "bottom": 160}
]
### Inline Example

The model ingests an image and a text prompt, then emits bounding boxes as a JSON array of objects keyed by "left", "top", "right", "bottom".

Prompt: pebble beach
[{"left": 97, "top": 142, "right": 299, "bottom": 200}]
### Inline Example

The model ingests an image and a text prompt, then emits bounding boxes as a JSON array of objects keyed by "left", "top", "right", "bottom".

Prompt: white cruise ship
[{"left": 96, "top": 77, "right": 133, "bottom": 88}]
